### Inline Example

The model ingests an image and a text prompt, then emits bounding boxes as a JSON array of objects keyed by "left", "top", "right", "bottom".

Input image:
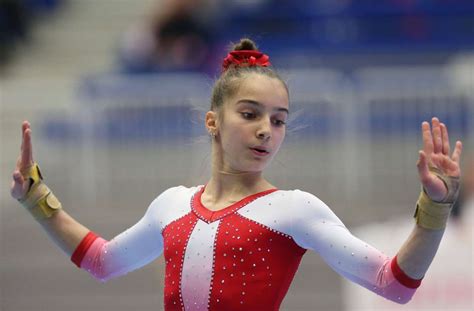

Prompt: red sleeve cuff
[
  {"left": 391, "top": 255, "right": 423, "bottom": 289},
  {"left": 71, "top": 231, "right": 99, "bottom": 268}
]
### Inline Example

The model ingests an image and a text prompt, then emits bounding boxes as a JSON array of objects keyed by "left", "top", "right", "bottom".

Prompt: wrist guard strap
[
  {"left": 18, "top": 163, "right": 62, "bottom": 220},
  {"left": 413, "top": 167, "right": 460, "bottom": 230},
  {"left": 414, "top": 190, "right": 451, "bottom": 230}
]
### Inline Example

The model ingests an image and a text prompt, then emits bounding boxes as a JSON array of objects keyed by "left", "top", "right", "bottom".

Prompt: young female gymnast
[{"left": 11, "top": 39, "right": 463, "bottom": 310}]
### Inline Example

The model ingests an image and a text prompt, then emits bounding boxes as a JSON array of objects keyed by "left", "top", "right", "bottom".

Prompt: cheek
[
  {"left": 221, "top": 126, "right": 246, "bottom": 152},
  {"left": 274, "top": 128, "right": 286, "bottom": 144}
]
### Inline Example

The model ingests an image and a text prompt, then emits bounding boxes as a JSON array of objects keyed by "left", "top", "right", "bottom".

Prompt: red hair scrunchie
[{"left": 222, "top": 50, "right": 271, "bottom": 72}]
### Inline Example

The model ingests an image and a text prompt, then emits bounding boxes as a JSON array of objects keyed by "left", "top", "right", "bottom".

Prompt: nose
[{"left": 256, "top": 118, "right": 271, "bottom": 140}]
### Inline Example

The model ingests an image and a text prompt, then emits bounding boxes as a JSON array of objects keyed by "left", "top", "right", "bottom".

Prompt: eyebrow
[{"left": 236, "top": 99, "right": 289, "bottom": 114}]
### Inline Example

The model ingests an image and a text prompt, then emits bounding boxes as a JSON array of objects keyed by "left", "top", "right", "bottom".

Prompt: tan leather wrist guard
[
  {"left": 18, "top": 163, "right": 62, "bottom": 220},
  {"left": 413, "top": 167, "right": 460, "bottom": 230}
]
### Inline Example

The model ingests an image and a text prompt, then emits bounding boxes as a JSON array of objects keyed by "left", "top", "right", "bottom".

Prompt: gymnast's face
[{"left": 209, "top": 73, "right": 289, "bottom": 173}]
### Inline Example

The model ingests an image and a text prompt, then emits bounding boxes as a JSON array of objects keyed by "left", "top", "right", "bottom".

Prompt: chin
[{"left": 229, "top": 155, "right": 273, "bottom": 173}]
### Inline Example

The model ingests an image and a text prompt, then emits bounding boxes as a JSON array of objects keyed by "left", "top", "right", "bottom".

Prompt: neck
[
  {"left": 205, "top": 146, "right": 274, "bottom": 203},
  {"left": 206, "top": 170, "right": 268, "bottom": 201}
]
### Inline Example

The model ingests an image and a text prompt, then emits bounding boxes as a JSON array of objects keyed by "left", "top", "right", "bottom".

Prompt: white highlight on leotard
[{"left": 181, "top": 219, "right": 220, "bottom": 310}]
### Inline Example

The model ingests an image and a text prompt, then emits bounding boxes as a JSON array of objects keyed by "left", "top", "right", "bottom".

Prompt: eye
[
  {"left": 241, "top": 112, "right": 256, "bottom": 119},
  {"left": 271, "top": 112, "right": 287, "bottom": 127},
  {"left": 272, "top": 119, "right": 286, "bottom": 126}
]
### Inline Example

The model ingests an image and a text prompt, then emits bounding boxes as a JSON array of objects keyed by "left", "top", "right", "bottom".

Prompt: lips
[{"left": 250, "top": 147, "right": 270, "bottom": 156}]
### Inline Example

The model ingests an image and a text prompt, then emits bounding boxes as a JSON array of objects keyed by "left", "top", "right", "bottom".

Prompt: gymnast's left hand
[{"left": 416, "top": 117, "right": 462, "bottom": 202}]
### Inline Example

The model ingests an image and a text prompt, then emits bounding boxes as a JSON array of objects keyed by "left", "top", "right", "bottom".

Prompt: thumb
[
  {"left": 12, "top": 171, "right": 30, "bottom": 198},
  {"left": 13, "top": 171, "right": 24, "bottom": 185},
  {"left": 416, "top": 150, "right": 431, "bottom": 184},
  {"left": 11, "top": 171, "right": 25, "bottom": 199}
]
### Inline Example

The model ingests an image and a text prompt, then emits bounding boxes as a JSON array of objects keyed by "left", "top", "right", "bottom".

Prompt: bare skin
[{"left": 10, "top": 75, "right": 462, "bottom": 280}]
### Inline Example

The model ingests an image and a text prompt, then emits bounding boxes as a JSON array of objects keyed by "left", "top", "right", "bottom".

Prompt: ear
[{"left": 205, "top": 110, "right": 218, "bottom": 134}]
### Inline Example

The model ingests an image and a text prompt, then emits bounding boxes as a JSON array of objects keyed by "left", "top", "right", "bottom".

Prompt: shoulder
[
  {"left": 237, "top": 188, "right": 334, "bottom": 227},
  {"left": 289, "top": 189, "right": 324, "bottom": 203},
  {"left": 152, "top": 185, "right": 201, "bottom": 200},
  {"left": 277, "top": 189, "right": 330, "bottom": 210},
  {"left": 285, "top": 189, "right": 344, "bottom": 224},
  {"left": 145, "top": 185, "right": 202, "bottom": 229},
  {"left": 147, "top": 185, "right": 202, "bottom": 211},
  {"left": 255, "top": 189, "right": 330, "bottom": 214}
]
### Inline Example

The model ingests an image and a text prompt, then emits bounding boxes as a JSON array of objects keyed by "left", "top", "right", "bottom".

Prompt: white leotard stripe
[{"left": 181, "top": 219, "right": 220, "bottom": 310}]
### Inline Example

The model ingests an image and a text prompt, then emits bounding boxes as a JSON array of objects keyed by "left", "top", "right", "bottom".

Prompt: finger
[
  {"left": 22, "top": 120, "right": 30, "bottom": 132},
  {"left": 10, "top": 180, "right": 21, "bottom": 199},
  {"left": 440, "top": 123, "right": 450, "bottom": 155},
  {"left": 432, "top": 117, "right": 442, "bottom": 154},
  {"left": 16, "top": 155, "right": 21, "bottom": 170},
  {"left": 13, "top": 171, "right": 24, "bottom": 185},
  {"left": 451, "top": 141, "right": 463, "bottom": 164},
  {"left": 416, "top": 150, "right": 431, "bottom": 184},
  {"left": 11, "top": 171, "right": 25, "bottom": 199},
  {"left": 21, "top": 127, "right": 33, "bottom": 169},
  {"left": 20, "top": 121, "right": 30, "bottom": 158},
  {"left": 421, "top": 121, "right": 434, "bottom": 155},
  {"left": 20, "top": 124, "right": 24, "bottom": 160},
  {"left": 14, "top": 169, "right": 31, "bottom": 195}
]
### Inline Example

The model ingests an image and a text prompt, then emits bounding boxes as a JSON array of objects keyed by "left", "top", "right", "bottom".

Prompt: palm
[{"left": 417, "top": 118, "right": 462, "bottom": 202}]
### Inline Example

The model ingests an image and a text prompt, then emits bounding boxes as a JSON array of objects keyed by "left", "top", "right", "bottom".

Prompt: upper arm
[
  {"left": 290, "top": 190, "right": 418, "bottom": 303},
  {"left": 290, "top": 190, "right": 390, "bottom": 286},
  {"left": 100, "top": 199, "right": 165, "bottom": 279},
  {"left": 79, "top": 187, "right": 178, "bottom": 281}
]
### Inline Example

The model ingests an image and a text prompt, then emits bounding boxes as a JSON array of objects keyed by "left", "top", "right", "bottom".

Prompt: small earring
[{"left": 209, "top": 131, "right": 216, "bottom": 138}]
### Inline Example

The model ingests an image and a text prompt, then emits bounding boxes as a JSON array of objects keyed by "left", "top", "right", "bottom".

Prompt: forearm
[
  {"left": 14, "top": 162, "right": 91, "bottom": 258},
  {"left": 396, "top": 118, "right": 463, "bottom": 279},
  {"left": 36, "top": 209, "right": 90, "bottom": 257},
  {"left": 396, "top": 224, "right": 445, "bottom": 280},
  {"left": 397, "top": 165, "right": 458, "bottom": 279}
]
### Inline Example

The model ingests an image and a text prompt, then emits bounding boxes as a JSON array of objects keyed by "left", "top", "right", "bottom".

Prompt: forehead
[{"left": 231, "top": 74, "right": 289, "bottom": 109}]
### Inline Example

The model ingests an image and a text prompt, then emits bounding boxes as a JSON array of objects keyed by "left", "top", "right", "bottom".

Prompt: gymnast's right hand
[
  {"left": 10, "top": 121, "right": 62, "bottom": 220},
  {"left": 11, "top": 121, "right": 34, "bottom": 200}
]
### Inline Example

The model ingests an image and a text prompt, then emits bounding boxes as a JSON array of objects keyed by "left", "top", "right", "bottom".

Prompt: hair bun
[{"left": 232, "top": 38, "right": 258, "bottom": 51}]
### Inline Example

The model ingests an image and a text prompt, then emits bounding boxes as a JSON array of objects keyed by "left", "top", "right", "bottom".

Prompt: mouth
[{"left": 250, "top": 147, "right": 270, "bottom": 156}]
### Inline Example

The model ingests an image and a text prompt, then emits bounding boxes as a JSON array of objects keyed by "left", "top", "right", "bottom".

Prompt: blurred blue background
[{"left": 1, "top": 1, "right": 473, "bottom": 310}]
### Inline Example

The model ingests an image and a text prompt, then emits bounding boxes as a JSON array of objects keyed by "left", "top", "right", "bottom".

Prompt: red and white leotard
[{"left": 71, "top": 186, "right": 421, "bottom": 310}]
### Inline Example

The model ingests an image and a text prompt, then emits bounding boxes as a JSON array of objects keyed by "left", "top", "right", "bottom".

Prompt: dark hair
[{"left": 210, "top": 38, "right": 288, "bottom": 111}]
